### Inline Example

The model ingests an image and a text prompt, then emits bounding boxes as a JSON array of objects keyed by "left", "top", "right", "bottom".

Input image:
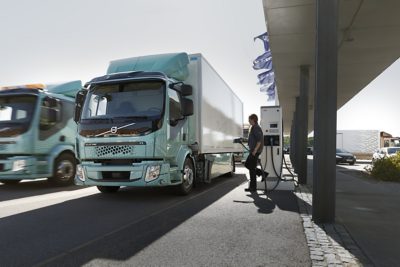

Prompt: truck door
[
  {"left": 37, "top": 97, "right": 74, "bottom": 153},
  {"left": 167, "top": 89, "right": 188, "bottom": 159}
]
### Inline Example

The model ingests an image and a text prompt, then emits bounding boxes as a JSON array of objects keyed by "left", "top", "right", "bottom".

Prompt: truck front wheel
[
  {"left": 175, "top": 158, "right": 194, "bottom": 195},
  {"left": 49, "top": 153, "right": 76, "bottom": 186},
  {"left": 97, "top": 186, "right": 120, "bottom": 193}
]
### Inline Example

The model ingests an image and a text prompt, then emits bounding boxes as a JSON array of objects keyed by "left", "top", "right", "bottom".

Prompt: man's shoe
[{"left": 244, "top": 188, "right": 257, "bottom": 192}]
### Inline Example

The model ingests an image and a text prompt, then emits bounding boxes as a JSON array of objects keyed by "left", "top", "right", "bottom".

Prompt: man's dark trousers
[{"left": 245, "top": 153, "right": 260, "bottom": 189}]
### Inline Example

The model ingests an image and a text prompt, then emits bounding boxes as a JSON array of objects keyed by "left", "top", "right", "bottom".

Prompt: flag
[
  {"left": 254, "top": 32, "right": 270, "bottom": 51},
  {"left": 257, "top": 70, "right": 275, "bottom": 85},
  {"left": 253, "top": 50, "right": 272, "bottom": 69},
  {"left": 260, "top": 83, "right": 276, "bottom": 101},
  {"left": 253, "top": 53, "right": 273, "bottom": 70}
]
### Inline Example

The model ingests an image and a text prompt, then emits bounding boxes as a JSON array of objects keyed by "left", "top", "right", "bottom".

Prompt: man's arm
[
  {"left": 252, "top": 127, "right": 263, "bottom": 156},
  {"left": 252, "top": 141, "right": 261, "bottom": 156}
]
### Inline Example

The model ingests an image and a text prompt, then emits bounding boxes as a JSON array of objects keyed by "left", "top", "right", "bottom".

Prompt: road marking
[
  {"left": 33, "top": 178, "right": 244, "bottom": 267},
  {"left": 0, "top": 187, "right": 98, "bottom": 219}
]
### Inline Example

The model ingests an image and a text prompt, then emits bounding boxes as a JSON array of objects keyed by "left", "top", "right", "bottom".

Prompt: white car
[{"left": 372, "top": 147, "right": 400, "bottom": 164}]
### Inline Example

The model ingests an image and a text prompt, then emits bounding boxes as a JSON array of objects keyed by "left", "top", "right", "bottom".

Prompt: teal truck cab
[
  {"left": 0, "top": 81, "right": 81, "bottom": 185},
  {"left": 74, "top": 53, "right": 243, "bottom": 194}
]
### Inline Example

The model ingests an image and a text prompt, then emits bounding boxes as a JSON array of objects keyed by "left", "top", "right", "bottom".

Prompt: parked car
[
  {"left": 336, "top": 148, "right": 356, "bottom": 165},
  {"left": 372, "top": 147, "right": 400, "bottom": 164}
]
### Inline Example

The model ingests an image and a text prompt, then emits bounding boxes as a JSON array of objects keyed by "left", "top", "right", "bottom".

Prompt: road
[{"left": 0, "top": 167, "right": 310, "bottom": 267}]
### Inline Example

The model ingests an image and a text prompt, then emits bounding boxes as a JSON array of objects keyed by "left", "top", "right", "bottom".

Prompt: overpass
[{"left": 262, "top": 0, "right": 400, "bottom": 222}]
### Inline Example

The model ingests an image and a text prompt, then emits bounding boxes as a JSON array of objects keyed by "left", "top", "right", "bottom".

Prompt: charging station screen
[{"left": 270, "top": 123, "right": 278, "bottom": 128}]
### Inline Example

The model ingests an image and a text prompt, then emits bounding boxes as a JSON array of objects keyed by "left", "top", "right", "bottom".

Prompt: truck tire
[
  {"left": 175, "top": 158, "right": 194, "bottom": 195},
  {"left": 49, "top": 153, "right": 76, "bottom": 186},
  {"left": 0, "top": 179, "right": 21, "bottom": 185},
  {"left": 97, "top": 186, "right": 120, "bottom": 193}
]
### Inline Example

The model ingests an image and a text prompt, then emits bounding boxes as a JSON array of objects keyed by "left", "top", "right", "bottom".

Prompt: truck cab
[
  {"left": 74, "top": 72, "right": 196, "bottom": 194},
  {"left": 0, "top": 81, "right": 81, "bottom": 185}
]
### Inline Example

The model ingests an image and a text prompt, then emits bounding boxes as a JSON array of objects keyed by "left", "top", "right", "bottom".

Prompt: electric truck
[
  {"left": 0, "top": 81, "right": 81, "bottom": 185},
  {"left": 74, "top": 53, "right": 243, "bottom": 194}
]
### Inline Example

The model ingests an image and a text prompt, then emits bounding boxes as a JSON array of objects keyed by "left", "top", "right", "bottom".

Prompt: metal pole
[
  {"left": 293, "top": 101, "right": 299, "bottom": 173},
  {"left": 289, "top": 120, "right": 295, "bottom": 164},
  {"left": 313, "top": 0, "right": 339, "bottom": 223},
  {"left": 297, "top": 66, "right": 309, "bottom": 185}
]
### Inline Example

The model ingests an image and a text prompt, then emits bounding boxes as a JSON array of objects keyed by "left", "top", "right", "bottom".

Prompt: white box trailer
[
  {"left": 185, "top": 54, "right": 243, "bottom": 154},
  {"left": 336, "top": 130, "right": 380, "bottom": 154}
]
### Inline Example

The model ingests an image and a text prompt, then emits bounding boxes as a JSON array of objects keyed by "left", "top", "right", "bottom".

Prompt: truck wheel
[
  {"left": 97, "top": 186, "right": 120, "bottom": 193},
  {"left": 49, "top": 153, "right": 76, "bottom": 186},
  {"left": 0, "top": 179, "right": 21, "bottom": 185},
  {"left": 175, "top": 158, "right": 194, "bottom": 195}
]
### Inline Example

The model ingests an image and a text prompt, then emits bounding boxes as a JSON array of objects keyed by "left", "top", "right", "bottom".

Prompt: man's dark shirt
[{"left": 248, "top": 123, "right": 263, "bottom": 154}]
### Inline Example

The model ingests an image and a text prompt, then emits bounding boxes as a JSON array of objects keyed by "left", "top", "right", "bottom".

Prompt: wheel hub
[{"left": 56, "top": 160, "right": 74, "bottom": 180}]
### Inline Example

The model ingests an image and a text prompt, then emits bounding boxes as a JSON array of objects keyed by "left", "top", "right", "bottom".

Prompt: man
[{"left": 244, "top": 114, "right": 264, "bottom": 192}]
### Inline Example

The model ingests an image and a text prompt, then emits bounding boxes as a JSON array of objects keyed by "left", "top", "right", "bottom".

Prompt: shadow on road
[
  {"left": 0, "top": 174, "right": 247, "bottom": 266},
  {"left": 0, "top": 179, "right": 82, "bottom": 202}
]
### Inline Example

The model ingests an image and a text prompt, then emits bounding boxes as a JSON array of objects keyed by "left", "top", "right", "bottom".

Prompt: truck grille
[{"left": 95, "top": 145, "right": 134, "bottom": 157}]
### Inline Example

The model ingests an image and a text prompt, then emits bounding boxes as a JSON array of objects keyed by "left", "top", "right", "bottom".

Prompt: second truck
[
  {"left": 0, "top": 81, "right": 81, "bottom": 185},
  {"left": 74, "top": 53, "right": 243, "bottom": 194}
]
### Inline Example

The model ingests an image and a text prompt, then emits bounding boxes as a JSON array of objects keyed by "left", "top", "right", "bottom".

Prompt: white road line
[{"left": 0, "top": 187, "right": 98, "bottom": 219}]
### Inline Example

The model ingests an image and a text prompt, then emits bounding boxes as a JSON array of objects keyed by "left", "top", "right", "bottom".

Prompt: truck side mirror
[
  {"left": 180, "top": 84, "right": 193, "bottom": 96},
  {"left": 74, "top": 89, "right": 87, "bottom": 123},
  {"left": 169, "top": 83, "right": 193, "bottom": 96},
  {"left": 181, "top": 98, "right": 193, "bottom": 116}
]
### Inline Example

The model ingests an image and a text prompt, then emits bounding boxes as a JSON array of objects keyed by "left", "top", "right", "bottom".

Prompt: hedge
[{"left": 371, "top": 152, "right": 400, "bottom": 182}]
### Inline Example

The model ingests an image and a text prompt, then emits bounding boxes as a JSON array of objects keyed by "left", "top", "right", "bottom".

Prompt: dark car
[{"left": 336, "top": 148, "right": 356, "bottom": 165}]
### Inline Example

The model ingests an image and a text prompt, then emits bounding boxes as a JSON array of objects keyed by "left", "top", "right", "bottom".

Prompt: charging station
[{"left": 257, "top": 106, "right": 295, "bottom": 191}]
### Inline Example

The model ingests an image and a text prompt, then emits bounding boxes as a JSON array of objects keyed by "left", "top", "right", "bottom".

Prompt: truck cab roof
[{"left": 86, "top": 71, "right": 170, "bottom": 87}]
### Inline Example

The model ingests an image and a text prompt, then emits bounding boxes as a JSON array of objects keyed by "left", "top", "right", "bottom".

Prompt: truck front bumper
[
  {"left": 0, "top": 156, "right": 50, "bottom": 180},
  {"left": 75, "top": 160, "right": 181, "bottom": 187}
]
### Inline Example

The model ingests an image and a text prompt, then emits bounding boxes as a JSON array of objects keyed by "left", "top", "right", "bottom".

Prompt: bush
[{"left": 371, "top": 152, "right": 400, "bottom": 181}]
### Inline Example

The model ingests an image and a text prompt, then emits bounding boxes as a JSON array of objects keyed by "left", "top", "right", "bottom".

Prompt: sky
[
  {"left": 337, "top": 58, "right": 400, "bottom": 136},
  {"left": 0, "top": 0, "right": 399, "bottom": 136},
  {"left": 0, "top": 0, "right": 267, "bottom": 119}
]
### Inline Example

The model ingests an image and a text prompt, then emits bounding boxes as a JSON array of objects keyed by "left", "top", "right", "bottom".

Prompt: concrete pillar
[
  {"left": 313, "top": 0, "right": 339, "bottom": 223},
  {"left": 297, "top": 66, "right": 310, "bottom": 185}
]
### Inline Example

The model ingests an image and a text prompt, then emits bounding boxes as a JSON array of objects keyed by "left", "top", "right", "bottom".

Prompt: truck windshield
[
  {"left": 79, "top": 81, "right": 165, "bottom": 137},
  {"left": 0, "top": 95, "right": 37, "bottom": 137}
]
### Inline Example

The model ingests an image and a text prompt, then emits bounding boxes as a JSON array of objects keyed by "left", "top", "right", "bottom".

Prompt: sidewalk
[{"left": 307, "top": 159, "right": 400, "bottom": 267}]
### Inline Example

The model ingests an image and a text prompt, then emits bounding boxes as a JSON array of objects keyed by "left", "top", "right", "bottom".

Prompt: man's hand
[{"left": 251, "top": 150, "right": 257, "bottom": 156}]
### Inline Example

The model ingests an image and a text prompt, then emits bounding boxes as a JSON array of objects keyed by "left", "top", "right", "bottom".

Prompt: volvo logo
[
  {"left": 95, "top": 122, "right": 136, "bottom": 137},
  {"left": 110, "top": 126, "right": 118, "bottom": 134}
]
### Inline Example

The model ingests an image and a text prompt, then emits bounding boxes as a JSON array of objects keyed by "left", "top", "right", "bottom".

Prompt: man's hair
[{"left": 249, "top": 114, "right": 258, "bottom": 123}]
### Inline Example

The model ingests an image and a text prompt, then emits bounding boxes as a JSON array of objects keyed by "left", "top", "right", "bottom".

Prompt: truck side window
[
  {"left": 168, "top": 89, "right": 183, "bottom": 126},
  {"left": 40, "top": 97, "right": 61, "bottom": 130}
]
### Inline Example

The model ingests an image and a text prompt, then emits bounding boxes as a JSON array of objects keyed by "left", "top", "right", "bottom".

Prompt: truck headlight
[
  {"left": 145, "top": 165, "right": 161, "bottom": 182},
  {"left": 76, "top": 164, "right": 86, "bottom": 182},
  {"left": 12, "top": 160, "right": 26, "bottom": 171}
]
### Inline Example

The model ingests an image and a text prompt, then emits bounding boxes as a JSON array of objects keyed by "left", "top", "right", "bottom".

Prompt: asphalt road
[{"left": 0, "top": 167, "right": 310, "bottom": 267}]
